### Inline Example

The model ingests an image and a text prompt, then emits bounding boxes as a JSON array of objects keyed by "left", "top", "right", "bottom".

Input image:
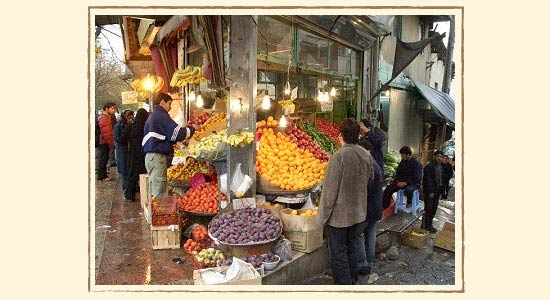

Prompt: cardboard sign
[
  {"left": 320, "top": 100, "right": 333, "bottom": 112},
  {"left": 290, "top": 87, "right": 298, "bottom": 101},
  {"left": 171, "top": 156, "right": 186, "bottom": 165},
  {"left": 232, "top": 198, "right": 257, "bottom": 210},
  {"left": 190, "top": 173, "right": 206, "bottom": 189},
  {"left": 121, "top": 90, "right": 139, "bottom": 104}
]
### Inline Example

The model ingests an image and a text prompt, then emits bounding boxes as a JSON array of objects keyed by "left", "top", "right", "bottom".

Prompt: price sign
[
  {"left": 320, "top": 101, "right": 333, "bottom": 112},
  {"left": 290, "top": 87, "right": 298, "bottom": 101},
  {"left": 232, "top": 198, "right": 257, "bottom": 210}
]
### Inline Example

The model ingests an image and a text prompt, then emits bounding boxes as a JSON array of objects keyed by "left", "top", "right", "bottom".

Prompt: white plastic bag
[{"left": 230, "top": 163, "right": 252, "bottom": 198}]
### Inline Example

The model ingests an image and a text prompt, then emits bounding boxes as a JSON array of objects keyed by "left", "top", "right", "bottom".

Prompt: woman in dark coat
[
  {"left": 114, "top": 110, "right": 134, "bottom": 190},
  {"left": 123, "top": 108, "right": 148, "bottom": 203}
]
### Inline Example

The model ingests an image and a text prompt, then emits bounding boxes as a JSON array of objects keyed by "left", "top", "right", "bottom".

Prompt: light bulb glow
[
  {"left": 324, "top": 92, "right": 330, "bottom": 102},
  {"left": 231, "top": 99, "right": 242, "bottom": 112},
  {"left": 261, "top": 95, "right": 271, "bottom": 110},
  {"left": 189, "top": 90, "right": 196, "bottom": 101},
  {"left": 143, "top": 74, "right": 154, "bottom": 91},
  {"left": 196, "top": 95, "right": 204, "bottom": 108},
  {"left": 330, "top": 87, "right": 336, "bottom": 97},
  {"left": 279, "top": 115, "right": 287, "bottom": 127},
  {"left": 318, "top": 91, "right": 323, "bottom": 102}
]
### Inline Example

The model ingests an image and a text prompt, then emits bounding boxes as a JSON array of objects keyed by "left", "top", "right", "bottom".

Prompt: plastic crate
[{"left": 152, "top": 195, "right": 180, "bottom": 226}]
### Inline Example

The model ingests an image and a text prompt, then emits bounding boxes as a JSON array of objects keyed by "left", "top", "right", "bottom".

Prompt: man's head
[
  {"left": 359, "top": 119, "right": 372, "bottom": 134},
  {"left": 399, "top": 146, "right": 413, "bottom": 161},
  {"left": 102, "top": 102, "right": 116, "bottom": 115},
  {"left": 154, "top": 93, "right": 173, "bottom": 112},
  {"left": 433, "top": 150, "right": 444, "bottom": 163},
  {"left": 358, "top": 139, "right": 373, "bottom": 153},
  {"left": 339, "top": 118, "right": 360, "bottom": 145},
  {"left": 443, "top": 154, "right": 450, "bottom": 164}
]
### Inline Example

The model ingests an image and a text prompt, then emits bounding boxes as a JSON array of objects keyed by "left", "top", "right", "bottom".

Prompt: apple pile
[
  {"left": 285, "top": 121, "right": 330, "bottom": 162},
  {"left": 187, "top": 112, "right": 212, "bottom": 127}
]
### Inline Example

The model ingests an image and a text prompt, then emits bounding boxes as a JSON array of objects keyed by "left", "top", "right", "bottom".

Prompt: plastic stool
[{"left": 394, "top": 189, "right": 420, "bottom": 216}]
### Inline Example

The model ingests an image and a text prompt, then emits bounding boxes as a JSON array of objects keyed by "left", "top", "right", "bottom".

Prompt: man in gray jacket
[{"left": 318, "top": 118, "right": 374, "bottom": 285}]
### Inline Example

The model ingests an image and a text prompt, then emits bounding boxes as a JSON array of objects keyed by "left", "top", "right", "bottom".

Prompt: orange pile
[
  {"left": 256, "top": 119, "right": 327, "bottom": 191},
  {"left": 177, "top": 182, "right": 226, "bottom": 214}
]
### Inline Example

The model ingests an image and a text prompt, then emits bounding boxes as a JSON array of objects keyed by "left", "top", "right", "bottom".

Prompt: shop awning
[{"left": 412, "top": 80, "right": 455, "bottom": 127}]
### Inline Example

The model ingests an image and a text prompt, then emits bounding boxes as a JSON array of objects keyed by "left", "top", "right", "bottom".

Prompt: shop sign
[
  {"left": 290, "top": 87, "right": 298, "bottom": 101},
  {"left": 121, "top": 90, "right": 139, "bottom": 104},
  {"left": 232, "top": 198, "right": 256, "bottom": 210}
]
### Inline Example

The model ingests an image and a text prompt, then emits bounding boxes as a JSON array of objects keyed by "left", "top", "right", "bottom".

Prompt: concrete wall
[
  {"left": 428, "top": 53, "right": 445, "bottom": 91},
  {"left": 387, "top": 89, "right": 424, "bottom": 157}
]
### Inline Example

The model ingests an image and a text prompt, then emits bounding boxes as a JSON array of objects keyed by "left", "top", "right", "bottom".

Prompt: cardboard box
[
  {"left": 193, "top": 265, "right": 262, "bottom": 285},
  {"left": 402, "top": 228, "right": 429, "bottom": 249},
  {"left": 434, "top": 222, "right": 455, "bottom": 252},
  {"left": 139, "top": 174, "right": 151, "bottom": 224},
  {"left": 280, "top": 208, "right": 323, "bottom": 253},
  {"left": 283, "top": 228, "right": 323, "bottom": 253}
]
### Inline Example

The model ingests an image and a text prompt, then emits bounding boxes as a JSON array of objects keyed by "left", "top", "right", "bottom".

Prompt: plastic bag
[
  {"left": 230, "top": 163, "right": 252, "bottom": 198},
  {"left": 183, "top": 223, "right": 202, "bottom": 239},
  {"left": 301, "top": 194, "right": 315, "bottom": 209},
  {"left": 272, "top": 238, "right": 292, "bottom": 262}
]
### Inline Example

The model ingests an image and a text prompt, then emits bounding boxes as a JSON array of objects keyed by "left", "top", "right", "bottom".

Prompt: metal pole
[{"left": 442, "top": 16, "right": 455, "bottom": 94}]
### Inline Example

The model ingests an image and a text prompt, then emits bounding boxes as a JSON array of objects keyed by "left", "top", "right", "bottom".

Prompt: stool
[{"left": 394, "top": 189, "right": 420, "bottom": 216}]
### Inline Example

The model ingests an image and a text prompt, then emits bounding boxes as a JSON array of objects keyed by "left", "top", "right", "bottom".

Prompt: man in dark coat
[
  {"left": 123, "top": 108, "right": 148, "bottom": 203},
  {"left": 97, "top": 102, "right": 116, "bottom": 181},
  {"left": 359, "top": 119, "right": 386, "bottom": 177},
  {"left": 381, "top": 146, "right": 423, "bottom": 208},
  {"left": 356, "top": 140, "right": 383, "bottom": 277},
  {"left": 441, "top": 155, "right": 454, "bottom": 200},
  {"left": 422, "top": 150, "right": 445, "bottom": 233}
]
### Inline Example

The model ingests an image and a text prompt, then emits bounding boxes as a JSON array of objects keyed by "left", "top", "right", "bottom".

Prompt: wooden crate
[
  {"left": 151, "top": 225, "right": 181, "bottom": 250},
  {"left": 139, "top": 174, "right": 152, "bottom": 224}
]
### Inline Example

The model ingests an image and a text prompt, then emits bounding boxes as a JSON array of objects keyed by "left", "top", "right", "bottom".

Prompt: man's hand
[
  {"left": 429, "top": 193, "right": 434, "bottom": 199},
  {"left": 191, "top": 123, "right": 201, "bottom": 131},
  {"left": 396, "top": 182, "right": 407, "bottom": 188}
]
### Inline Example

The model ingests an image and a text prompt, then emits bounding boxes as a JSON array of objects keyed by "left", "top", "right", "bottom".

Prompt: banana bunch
[
  {"left": 187, "top": 129, "right": 228, "bottom": 156},
  {"left": 193, "top": 112, "right": 227, "bottom": 141},
  {"left": 410, "top": 229, "right": 427, "bottom": 237},
  {"left": 130, "top": 75, "right": 164, "bottom": 95},
  {"left": 227, "top": 131, "right": 254, "bottom": 147},
  {"left": 170, "top": 65, "right": 204, "bottom": 87}
]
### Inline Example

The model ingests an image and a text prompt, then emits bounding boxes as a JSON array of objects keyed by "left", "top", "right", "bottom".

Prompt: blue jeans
[
  {"left": 327, "top": 223, "right": 364, "bottom": 285},
  {"left": 357, "top": 219, "right": 377, "bottom": 269}
]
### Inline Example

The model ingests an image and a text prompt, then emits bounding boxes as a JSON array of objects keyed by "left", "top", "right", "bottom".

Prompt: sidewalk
[{"left": 94, "top": 168, "right": 194, "bottom": 285}]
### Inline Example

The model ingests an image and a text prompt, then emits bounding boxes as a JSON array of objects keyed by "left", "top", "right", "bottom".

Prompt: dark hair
[
  {"left": 433, "top": 150, "right": 444, "bottom": 157},
  {"left": 120, "top": 110, "right": 134, "bottom": 124},
  {"left": 154, "top": 92, "right": 172, "bottom": 106},
  {"left": 339, "top": 118, "right": 360, "bottom": 144},
  {"left": 360, "top": 119, "right": 372, "bottom": 129},
  {"left": 134, "top": 108, "right": 148, "bottom": 130},
  {"left": 443, "top": 154, "right": 449, "bottom": 158},
  {"left": 102, "top": 101, "right": 116, "bottom": 110},
  {"left": 358, "top": 139, "right": 373, "bottom": 152},
  {"left": 399, "top": 146, "right": 412, "bottom": 155}
]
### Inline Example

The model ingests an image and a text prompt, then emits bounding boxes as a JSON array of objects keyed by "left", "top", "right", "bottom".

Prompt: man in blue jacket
[{"left": 142, "top": 93, "right": 199, "bottom": 197}]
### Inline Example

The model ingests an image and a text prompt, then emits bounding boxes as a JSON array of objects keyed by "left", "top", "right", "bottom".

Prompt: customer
[
  {"left": 123, "top": 108, "right": 148, "bottom": 203},
  {"left": 381, "top": 146, "right": 423, "bottom": 208},
  {"left": 97, "top": 102, "right": 116, "bottom": 181},
  {"left": 356, "top": 140, "right": 383, "bottom": 278},
  {"left": 441, "top": 154, "right": 454, "bottom": 200},
  {"left": 359, "top": 119, "right": 386, "bottom": 176},
  {"left": 143, "top": 93, "right": 199, "bottom": 197},
  {"left": 422, "top": 150, "right": 445, "bottom": 233},
  {"left": 114, "top": 110, "right": 134, "bottom": 190},
  {"left": 318, "top": 118, "right": 374, "bottom": 285}
]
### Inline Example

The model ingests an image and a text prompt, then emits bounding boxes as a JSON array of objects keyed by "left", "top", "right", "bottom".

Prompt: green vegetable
[{"left": 301, "top": 121, "right": 339, "bottom": 154}]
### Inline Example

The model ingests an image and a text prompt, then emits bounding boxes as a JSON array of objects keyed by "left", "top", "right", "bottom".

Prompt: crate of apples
[{"left": 177, "top": 182, "right": 226, "bottom": 215}]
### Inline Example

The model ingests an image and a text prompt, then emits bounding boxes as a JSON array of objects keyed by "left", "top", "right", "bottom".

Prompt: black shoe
[
  {"left": 358, "top": 266, "right": 371, "bottom": 276},
  {"left": 428, "top": 226, "right": 437, "bottom": 234},
  {"left": 123, "top": 198, "right": 135, "bottom": 204}
]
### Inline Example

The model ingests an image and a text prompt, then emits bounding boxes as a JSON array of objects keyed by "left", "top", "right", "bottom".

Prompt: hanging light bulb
[
  {"left": 318, "top": 90, "right": 323, "bottom": 102},
  {"left": 330, "top": 87, "right": 336, "bottom": 97},
  {"left": 188, "top": 90, "right": 196, "bottom": 101},
  {"left": 143, "top": 73, "right": 155, "bottom": 91},
  {"left": 279, "top": 115, "right": 288, "bottom": 128},
  {"left": 284, "top": 82, "right": 291, "bottom": 96},
  {"left": 324, "top": 91, "right": 330, "bottom": 102},
  {"left": 196, "top": 94, "right": 204, "bottom": 108},
  {"left": 261, "top": 95, "right": 271, "bottom": 110}
]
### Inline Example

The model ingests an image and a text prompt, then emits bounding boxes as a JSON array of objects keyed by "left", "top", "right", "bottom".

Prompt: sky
[{"left": 97, "top": 24, "right": 124, "bottom": 63}]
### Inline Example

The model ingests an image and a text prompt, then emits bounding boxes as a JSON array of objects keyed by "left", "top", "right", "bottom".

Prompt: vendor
[{"left": 142, "top": 93, "right": 200, "bottom": 197}]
